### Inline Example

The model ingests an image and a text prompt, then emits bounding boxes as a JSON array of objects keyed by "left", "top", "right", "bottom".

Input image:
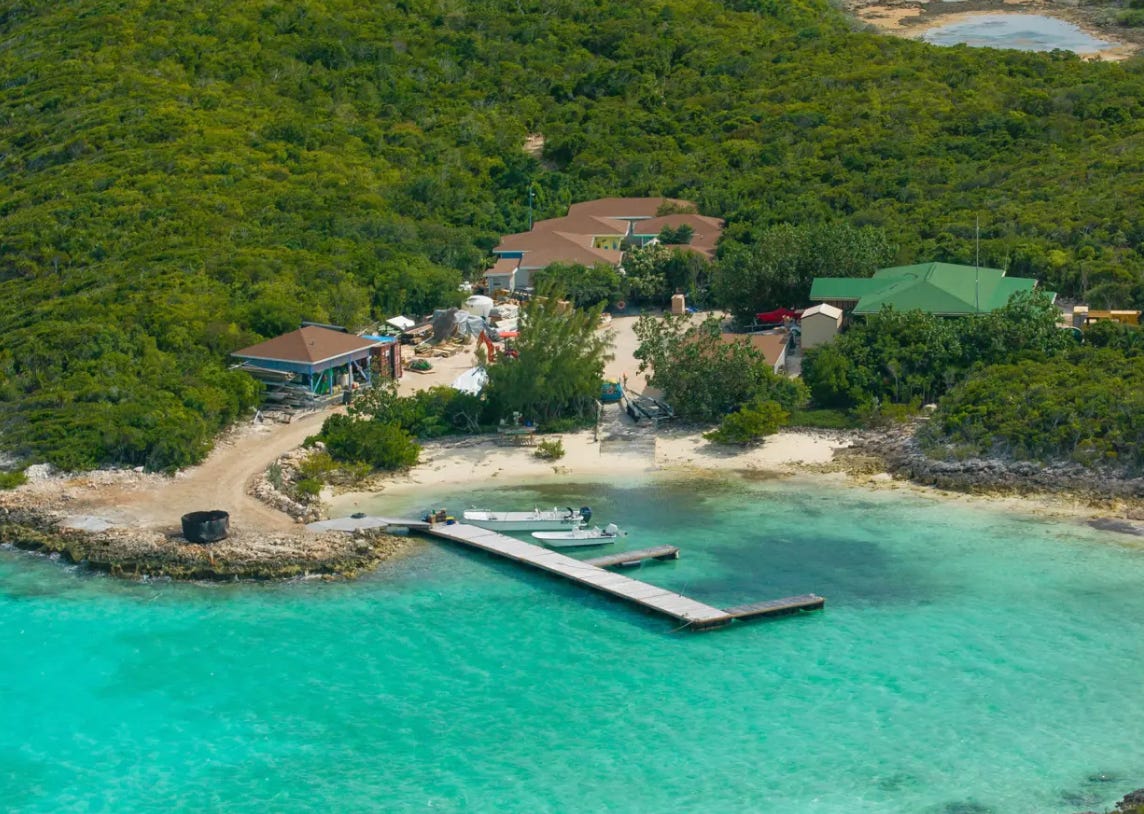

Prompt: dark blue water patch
[
  {"left": 934, "top": 801, "right": 995, "bottom": 814},
  {"left": 691, "top": 530, "right": 941, "bottom": 608},
  {"left": 1059, "top": 787, "right": 1103, "bottom": 808}
]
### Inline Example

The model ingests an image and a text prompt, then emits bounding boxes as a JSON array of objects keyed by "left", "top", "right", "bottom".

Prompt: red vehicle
[{"left": 754, "top": 307, "right": 803, "bottom": 325}]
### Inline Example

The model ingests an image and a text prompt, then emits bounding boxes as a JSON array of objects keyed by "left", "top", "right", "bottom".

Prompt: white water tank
[{"left": 463, "top": 295, "right": 494, "bottom": 319}]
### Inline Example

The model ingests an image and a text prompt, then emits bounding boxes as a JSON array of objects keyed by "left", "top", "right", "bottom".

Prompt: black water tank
[{"left": 181, "top": 510, "right": 230, "bottom": 543}]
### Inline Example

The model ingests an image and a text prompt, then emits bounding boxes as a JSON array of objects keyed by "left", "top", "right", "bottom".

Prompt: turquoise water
[
  {"left": 3, "top": 478, "right": 1143, "bottom": 813},
  {"left": 922, "top": 14, "right": 1113, "bottom": 54}
]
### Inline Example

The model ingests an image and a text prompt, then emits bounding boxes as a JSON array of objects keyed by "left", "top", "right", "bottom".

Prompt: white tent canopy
[
  {"left": 386, "top": 315, "right": 416, "bottom": 331},
  {"left": 452, "top": 366, "right": 488, "bottom": 395}
]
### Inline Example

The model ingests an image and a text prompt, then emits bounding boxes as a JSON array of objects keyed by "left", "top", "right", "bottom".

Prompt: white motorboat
[
  {"left": 462, "top": 506, "right": 590, "bottom": 531},
  {"left": 531, "top": 523, "right": 626, "bottom": 548}
]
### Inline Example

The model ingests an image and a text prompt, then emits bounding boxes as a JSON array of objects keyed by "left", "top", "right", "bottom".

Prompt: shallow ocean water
[
  {"left": 921, "top": 14, "right": 1113, "bottom": 54},
  {"left": 2, "top": 477, "right": 1143, "bottom": 813}
]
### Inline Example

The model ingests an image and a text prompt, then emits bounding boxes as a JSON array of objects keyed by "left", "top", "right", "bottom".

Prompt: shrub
[
  {"left": 0, "top": 470, "right": 27, "bottom": 490},
  {"left": 266, "top": 461, "right": 284, "bottom": 490},
  {"left": 541, "top": 416, "right": 591, "bottom": 433},
  {"left": 856, "top": 399, "right": 921, "bottom": 428},
  {"left": 317, "top": 414, "right": 421, "bottom": 471},
  {"left": 535, "top": 439, "right": 566, "bottom": 460},
  {"left": 293, "top": 477, "right": 323, "bottom": 500},
  {"left": 298, "top": 450, "right": 338, "bottom": 480},
  {"left": 704, "top": 400, "right": 789, "bottom": 445},
  {"left": 787, "top": 408, "right": 862, "bottom": 430}
]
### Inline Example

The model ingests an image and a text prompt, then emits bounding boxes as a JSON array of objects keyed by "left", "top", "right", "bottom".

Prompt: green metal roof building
[{"left": 809, "top": 262, "right": 1048, "bottom": 316}]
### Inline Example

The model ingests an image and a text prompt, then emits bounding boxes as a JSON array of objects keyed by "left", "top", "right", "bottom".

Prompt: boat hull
[
  {"left": 463, "top": 509, "right": 584, "bottom": 532},
  {"left": 533, "top": 536, "right": 616, "bottom": 549},
  {"left": 531, "top": 529, "right": 619, "bottom": 548}
]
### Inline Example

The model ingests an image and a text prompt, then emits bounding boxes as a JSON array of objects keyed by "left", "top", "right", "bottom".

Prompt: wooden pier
[
  {"left": 309, "top": 516, "right": 825, "bottom": 631},
  {"left": 421, "top": 523, "right": 823, "bottom": 631},
  {"left": 584, "top": 545, "right": 680, "bottom": 568}
]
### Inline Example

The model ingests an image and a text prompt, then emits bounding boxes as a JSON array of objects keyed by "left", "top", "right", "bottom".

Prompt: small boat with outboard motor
[
  {"left": 531, "top": 523, "right": 626, "bottom": 548},
  {"left": 461, "top": 506, "right": 591, "bottom": 531}
]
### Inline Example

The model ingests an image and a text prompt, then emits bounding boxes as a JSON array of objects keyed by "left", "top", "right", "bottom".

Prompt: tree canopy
[
  {"left": 920, "top": 347, "right": 1144, "bottom": 471},
  {"left": 483, "top": 290, "right": 614, "bottom": 425},
  {"left": 800, "top": 291, "right": 1073, "bottom": 409},
  {"left": 5, "top": 0, "right": 1144, "bottom": 467},
  {"left": 633, "top": 313, "right": 807, "bottom": 422}
]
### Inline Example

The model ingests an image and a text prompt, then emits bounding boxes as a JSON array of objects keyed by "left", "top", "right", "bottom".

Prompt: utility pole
[
  {"left": 975, "top": 214, "right": 980, "bottom": 314},
  {"left": 528, "top": 186, "right": 535, "bottom": 231}
]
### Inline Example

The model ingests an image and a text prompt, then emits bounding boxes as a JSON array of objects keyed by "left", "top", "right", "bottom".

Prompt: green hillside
[{"left": 3, "top": 0, "right": 1144, "bottom": 470}]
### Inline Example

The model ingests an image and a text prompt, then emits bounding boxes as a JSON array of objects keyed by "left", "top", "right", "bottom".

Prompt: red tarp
[{"left": 755, "top": 308, "right": 803, "bottom": 324}]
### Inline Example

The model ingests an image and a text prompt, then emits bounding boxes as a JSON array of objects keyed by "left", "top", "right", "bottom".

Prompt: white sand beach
[{"left": 326, "top": 424, "right": 850, "bottom": 513}]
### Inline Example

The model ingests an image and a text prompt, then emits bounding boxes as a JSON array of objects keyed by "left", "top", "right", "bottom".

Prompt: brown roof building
[
  {"left": 485, "top": 197, "right": 724, "bottom": 292},
  {"left": 720, "top": 332, "right": 790, "bottom": 374},
  {"left": 232, "top": 326, "right": 400, "bottom": 394}
]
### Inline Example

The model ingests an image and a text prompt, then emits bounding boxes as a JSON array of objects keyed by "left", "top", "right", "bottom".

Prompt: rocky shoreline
[
  {"left": 0, "top": 504, "right": 416, "bottom": 582},
  {"left": 844, "top": 425, "right": 1144, "bottom": 504}
]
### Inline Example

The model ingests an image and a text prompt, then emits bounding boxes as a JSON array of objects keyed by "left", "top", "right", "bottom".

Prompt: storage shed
[{"left": 799, "top": 303, "right": 843, "bottom": 349}]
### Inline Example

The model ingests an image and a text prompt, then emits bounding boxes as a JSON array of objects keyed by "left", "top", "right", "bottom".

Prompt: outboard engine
[{"left": 579, "top": 506, "right": 592, "bottom": 525}]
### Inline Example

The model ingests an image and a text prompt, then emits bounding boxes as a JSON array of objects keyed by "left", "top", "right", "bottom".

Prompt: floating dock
[{"left": 584, "top": 545, "right": 680, "bottom": 568}]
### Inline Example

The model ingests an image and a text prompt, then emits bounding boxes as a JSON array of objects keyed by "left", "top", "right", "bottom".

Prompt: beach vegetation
[
  {"left": 349, "top": 383, "right": 483, "bottom": 438},
  {"left": 534, "top": 439, "right": 566, "bottom": 460},
  {"left": 704, "top": 400, "right": 789, "bottom": 445},
  {"left": 787, "top": 408, "right": 863, "bottom": 430},
  {"left": 266, "top": 462, "right": 284, "bottom": 491},
  {"left": 919, "top": 346, "right": 1144, "bottom": 470},
  {"left": 0, "top": 470, "right": 27, "bottom": 490},
  {"left": 634, "top": 314, "right": 808, "bottom": 423},
  {"left": 801, "top": 291, "right": 1071, "bottom": 410},
  {"left": 314, "top": 414, "right": 421, "bottom": 472}
]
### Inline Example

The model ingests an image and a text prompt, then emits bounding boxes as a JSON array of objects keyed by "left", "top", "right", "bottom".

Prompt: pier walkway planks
[
  {"left": 724, "top": 594, "right": 825, "bottom": 621},
  {"left": 583, "top": 545, "right": 680, "bottom": 568},
  {"left": 309, "top": 516, "right": 826, "bottom": 630},
  {"left": 423, "top": 523, "right": 733, "bottom": 629}
]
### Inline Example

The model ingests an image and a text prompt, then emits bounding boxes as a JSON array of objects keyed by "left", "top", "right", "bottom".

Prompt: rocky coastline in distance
[{"left": 836, "top": 424, "right": 1144, "bottom": 528}]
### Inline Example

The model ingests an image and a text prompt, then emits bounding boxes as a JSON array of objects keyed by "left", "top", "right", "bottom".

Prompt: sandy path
[{"left": 59, "top": 410, "right": 338, "bottom": 534}]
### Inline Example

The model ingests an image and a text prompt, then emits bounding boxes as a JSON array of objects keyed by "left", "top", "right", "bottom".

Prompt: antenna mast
[{"left": 975, "top": 214, "right": 980, "bottom": 314}]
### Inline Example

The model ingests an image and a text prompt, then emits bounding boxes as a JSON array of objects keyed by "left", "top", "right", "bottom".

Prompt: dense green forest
[{"left": 5, "top": 0, "right": 1144, "bottom": 469}]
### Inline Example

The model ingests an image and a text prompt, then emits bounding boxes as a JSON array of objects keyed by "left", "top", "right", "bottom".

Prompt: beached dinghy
[
  {"left": 531, "top": 523, "right": 626, "bottom": 548},
  {"left": 463, "top": 506, "right": 590, "bottom": 531}
]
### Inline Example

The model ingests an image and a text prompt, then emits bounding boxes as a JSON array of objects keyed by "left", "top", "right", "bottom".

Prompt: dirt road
[
  {"left": 57, "top": 410, "right": 337, "bottom": 535},
  {"left": 42, "top": 314, "right": 651, "bottom": 535}
]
